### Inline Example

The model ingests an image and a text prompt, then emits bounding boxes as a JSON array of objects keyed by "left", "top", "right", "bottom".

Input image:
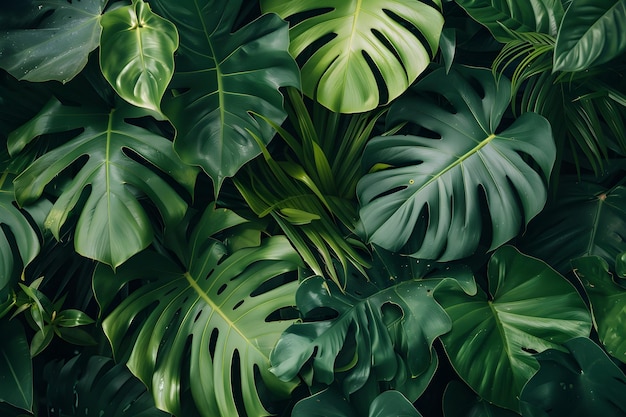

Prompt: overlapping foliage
[{"left": 0, "top": 0, "right": 625, "bottom": 416}]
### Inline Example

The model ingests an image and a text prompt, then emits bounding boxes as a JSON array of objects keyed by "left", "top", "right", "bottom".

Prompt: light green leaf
[
  {"left": 150, "top": 0, "right": 300, "bottom": 194},
  {"left": 434, "top": 246, "right": 591, "bottom": 411},
  {"left": 0, "top": 180, "right": 40, "bottom": 292},
  {"left": 0, "top": 0, "right": 105, "bottom": 83},
  {"left": 100, "top": 0, "right": 178, "bottom": 113},
  {"left": 0, "top": 320, "right": 32, "bottom": 412},
  {"left": 94, "top": 205, "right": 302, "bottom": 417},
  {"left": 9, "top": 98, "right": 198, "bottom": 268},
  {"left": 554, "top": 0, "right": 626, "bottom": 71},
  {"left": 357, "top": 66, "right": 555, "bottom": 261},
  {"left": 520, "top": 337, "right": 626, "bottom": 417},
  {"left": 455, "top": 0, "right": 564, "bottom": 41},
  {"left": 262, "top": 0, "right": 443, "bottom": 113},
  {"left": 573, "top": 256, "right": 626, "bottom": 363}
]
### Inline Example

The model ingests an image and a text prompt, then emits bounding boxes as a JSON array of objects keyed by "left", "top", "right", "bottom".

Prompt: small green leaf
[
  {"left": 0, "top": 320, "right": 32, "bottom": 412},
  {"left": 100, "top": 0, "right": 178, "bottom": 113},
  {"left": 30, "top": 325, "right": 54, "bottom": 357},
  {"left": 434, "top": 246, "right": 591, "bottom": 411},
  {"left": 53, "top": 309, "right": 95, "bottom": 328},
  {"left": 520, "top": 337, "right": 626, "bottom": 417},
  {"left": 573, "top": 256, "right": 626, "bottom": 363},
  {"left": 54, "top": 327, "right": 97, "bottom": 346},
  {"left": 554, "top": 0, "right": 626, "bottom": 71}
]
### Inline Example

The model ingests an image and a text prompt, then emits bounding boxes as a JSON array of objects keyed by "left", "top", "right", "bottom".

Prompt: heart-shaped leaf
[
  {"left": 433, "top": 246, "right": 591, "bottom": 411},
  {"left": 150, "top": 0, "right": 300, "bottom": 194},
  {"left": 0, "top": 0, "right": 105, "bottom": 83},
  {"left": 455, "top": 0, "right": 564, "bottom": 40},
  {"left": 357, "top": 66, "right": 555, "bottom": 261},
  {"left": 573, "top": 255, "right": 626, "bottom": 363},
  {"left": 9, "top": 97, "right": 198, "bottom": 268},
  {"left": 94, "top": 204, "right": 303, "bottom": 417},
  {"left": 100, "top": 0, "right": 178, "bottom": 113},
  {"left": 520, "top": 337, "right": 626, "bottom": 417},
  {"left": 520, "top": 180, "right": 626, "bottom": 274},
  {"left": 554, "top": 0, "right": 626, "bottom": 71},
  {"left": 261, "top": 0, "right": 444, "bottom": 113}
]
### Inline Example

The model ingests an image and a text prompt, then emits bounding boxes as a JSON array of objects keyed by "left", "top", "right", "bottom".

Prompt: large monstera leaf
[
  {"left": 150, "top": 0, "right": 300, "bottom": 194},
  {"left": 93, "top": 205, "right": 303, "bottom": 417},
  {"left": 100, "top": 0, "right": 179, "bottom": 114},
  {"left": 357, "top": 66, "right": 555, "bottom": 261},
  {"left": 454, "top": 0, "right": 564, "bottom": 40},
  {"left": 8, "top": 97, "right": 198, "bottom": 268},
  {"left": 433, "top": 246, "right": 591, "bottom": 411},
  {"left": 0, "top": 0, "right": 105, "bottom": 83},
  {"left": 270, "top": 261, "right": 476, "bottom": 398},
  {"left": 520, "top": 180, "right": 626, "bottom": 274},
  {"left": 261, "top": 0, "right": 444, "bottom": 113}
]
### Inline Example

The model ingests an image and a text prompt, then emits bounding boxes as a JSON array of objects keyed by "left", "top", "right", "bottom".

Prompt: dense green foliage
[{"left": 0, "top": 0, "right": 625, "bottom": 416}]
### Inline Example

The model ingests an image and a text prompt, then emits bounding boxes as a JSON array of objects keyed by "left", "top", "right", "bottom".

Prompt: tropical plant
[{"left": 0, "top": 0, "right": 625, "bottom": 416}]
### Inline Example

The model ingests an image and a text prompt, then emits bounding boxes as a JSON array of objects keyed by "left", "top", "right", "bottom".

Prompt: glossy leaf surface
[
  {"left": 0, "top": 0, "right": 105, "bottom": 83},
  {"left": 262, "top": 0, "right": 443, "bottom": 113},
  {"left": 520, "top": 337, "right": 626, "bottom": 417},
  {"left": 455, "top": 0, "right": 564, "bottom": 40},
  {"left": 94, "top": 205, "right": 302, "bottom": 417},
  {"left": 9, "top": 98, "right": 197, "bottom": 268},
  {"left": 151, "top": 0, "right": 300, "bottom": 194},
  {"left": 0, "top": 320, "right": 32, "bottom": 411},
  {"left": 573, "top": 256, "right": 626, "bottom": 363},
  {"left": 100, "top": 0, "right": 178, "bottom": 113},
  {"left": 520, "top": 181, "right": 626, "bottom": 274},
  {"left": 434, "top": 246, "right": 591, "bottom": 411},
  {"left": 554, "top": 0, "right": 626, "bottom": 71},
  {"left": 358, "top": 67, "right": 555, "bottom": 261}
]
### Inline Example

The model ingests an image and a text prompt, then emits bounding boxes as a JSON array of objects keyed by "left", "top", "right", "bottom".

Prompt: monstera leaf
[
  {"left": 100, "top": 0, "right": 178, "bottom": 113},
  {"left": 261, "top": 0, "right": 444, "bottom": 113},
  {"left": 0, "top": 0, "right": 105, "bottom": 83},
  {"left": 44, "top": 354, "right": 171, "bottom": 417},
  {"left": 520, "top": 337, "right": 626, "bottom": 417},
  {"left": 8, "top": 97, "right": 198, "bottom": 268},
  {"left": 357, "top": 66, "right": 555, "bottom": 261},
  {"left": 455, "top": 0, "right": 564, "bottom": 41},
  {"left": 433, "top": 246, "right": 592, "bottom": 411},
  {"left": 270, "top": 265, "right": 476, "bottom": 397},
  {"left": 150, "top": 0, "right": 300, "bottom": 194},
  {"left": 573, "top": 256, "right": 626, "bottom": 363},
  {"left": 520, "top": 180, "right": 626, "bottom": 274},
  {"left": 0, "top": 180, "right": 40, "bottom": 292},
  {"left": 93, "top": 204, "right": 303, "bottom": 417},
  {"left": 554, "top": 0, "right": 626, "bottom": 71}
]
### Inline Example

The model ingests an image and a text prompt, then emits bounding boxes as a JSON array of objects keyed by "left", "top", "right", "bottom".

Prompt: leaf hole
[
  {"left": 287, "top": 7, "right": 334, "bottom": 27},
  {"left": 193, "top": 310, "right": 202, "bottom": 323},
  {"left": 232, "top": 300, "right": 244, "bottom": 310},
  {"left": 521, "top": 346, "right": 538, "bottom": 354},
  {"left": 371, "top": 28, "right": 407, "bottom": 77},
  {"left": 383, "top": 8, "right": 434, "bottom": 56},
  {"left": 208, "top": 328, "right": 218, "bottom": 360},
  {"left": 251, "top": 270, "right": 298, "bottom": 297},
  {"left": 381, "top": 301, "right": 403, "bottom": 326},
  {"left": 217, "top": 283, "right": 227, "bottom": 295},
  {"left": 372, "top": 185, "right": 407, "bottom": 200},
  {"left": 265, "top": 306, "right": 300, "bottom": 322},
  {"left": 230, "top": 350, "right": 247, "bottom": 417},
  {"left": 296, "top": 32, "right": 337, "bottom": 70},
  {"left": 362, "top": 49, "right": 389, "bottom": 105}
]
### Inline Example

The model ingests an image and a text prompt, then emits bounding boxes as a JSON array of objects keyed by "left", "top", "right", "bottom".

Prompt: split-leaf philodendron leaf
[
  {"left": 8, "top": 98, "right": 198, "bottom": 268},
  {"left": 150, "top": 0, "right": 300, "bottom": 195},
  {"left": 100, "top": 0, "right": 178, "bottom": 114},
  {"left": 261, "top": 0, "right": 444, "bottom": 113},
  {"left": 94, "top": 204, "right": 303, "bottom": 417},
  {"left": 357, "top": 66, "right": 555, "bottom": 261},
  {"left": 434, "top": 246, "right": 591, "bottom": 411},
  {"left": 0, "top": 0, "right": 105, "bottom": 83}
]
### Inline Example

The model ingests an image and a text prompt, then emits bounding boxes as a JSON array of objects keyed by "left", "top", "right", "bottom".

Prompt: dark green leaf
[
  {"left": 520, "top": 337, "right": 626, "bottom": 417},
  {"left": 94, "top": 205, "right": 302, "bottom": 417},
  {"left": 0, "top": 320, "right": 32, "bottom": 412},
  {"left": 9, "top": 98, "right": 197, "bottom": 268},
  {"left": 53, "top": 309, "right": 95, "bottom": 327},
  {"left": 29, "top": 325, "right": 53, "bottom": 357},
  {"left": 358, "top": 67, "right": 555, "bottom": 261},
  {"left": 292, "top": 388, "right": 356, "bottom": 417},
  {"left": 369, "top": 390, "right": 423, "bottom": 417},
  {"left": 100, "top": 0, "right": 178, "bottom": 113},
  {"left": 434, "top": 246, "right": 591, "bottom": 411},
  {"left": 554, "top": 0, "right": 626, "bottom": 71},
  {"left": 0, "top": 0, "right": 105, "bottom": 83},
  {"left": 573, "top": 256, "right": 626, "bottom": 363},
  {"left": 443, "top": 380, "right": 520, "bottom": 417},
  {"left": 261, "top": 0, "right": 443, "bottom": 113},
  {"left": 150, "top": 0, "right": 300, "bottom": 194}
]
